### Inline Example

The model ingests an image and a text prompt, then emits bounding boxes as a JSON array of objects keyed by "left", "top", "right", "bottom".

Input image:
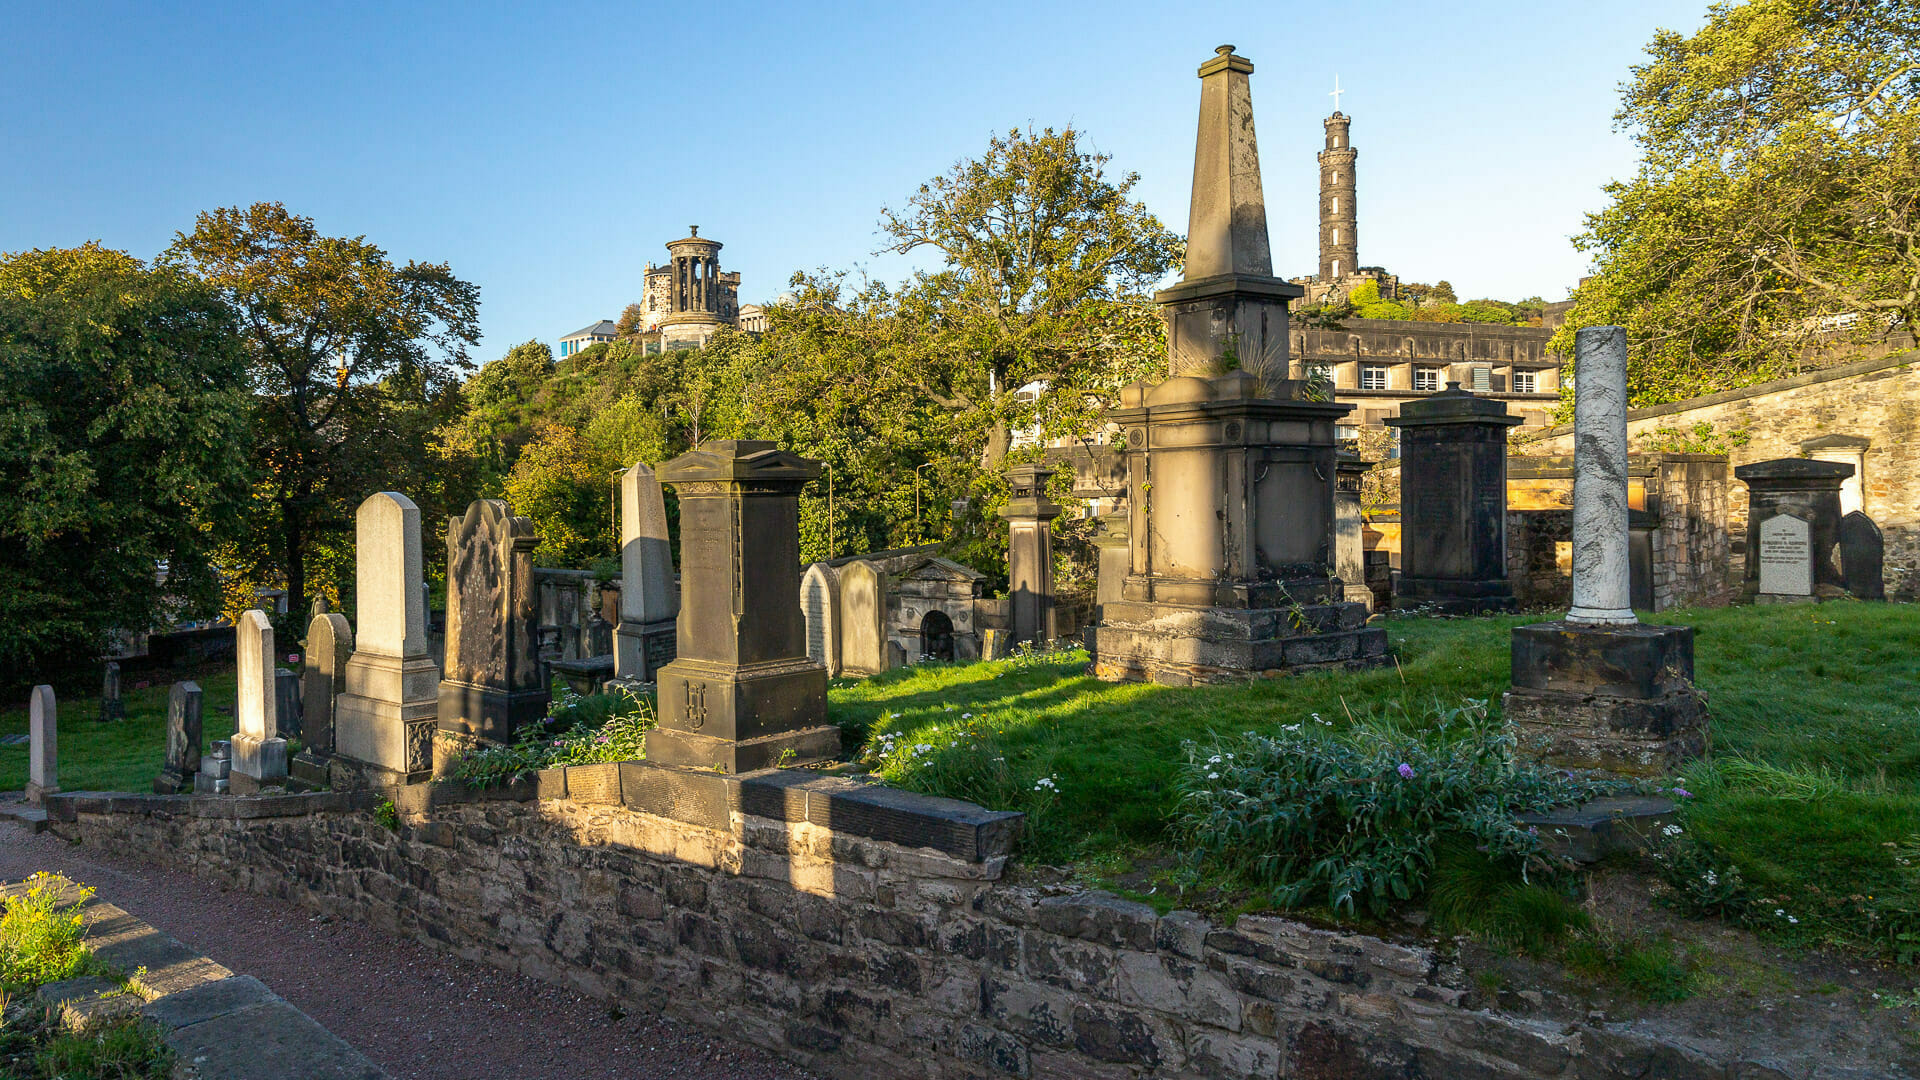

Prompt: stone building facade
[
  {"left": 1293, "top": 318, "right": 1563, "bottom": 430},
  {"left": 1288, "top": 109, "right": 1399, "bottom": 308},
  {"left": 640, "top": 227, "right": 742, "bottom": 350}
]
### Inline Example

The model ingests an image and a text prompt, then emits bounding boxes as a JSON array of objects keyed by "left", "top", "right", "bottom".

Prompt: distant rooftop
[{"left": 561, "top": 320, "right": 618, "bottom": 341}]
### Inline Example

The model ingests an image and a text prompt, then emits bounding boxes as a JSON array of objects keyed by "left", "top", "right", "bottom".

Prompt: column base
[
  {"left": 643, "top": 725, "right": 842, "bottom": 774},
  {"left": 288, "top": 749, "right": 332, "bottom": 791},
  {"left": 1505, "top": 621, "right": 1708, "bottom": 777},
  {"left": 1089, "top": 599, "right": 1390, "bottom": 686},
  {"left": 230, "top": 734, "right": 288, "bottom": 791},
  {"left": 436, "top": 680, "right": 550, "bottom": 744},
  {"left": 25, "top": 782, "right": 57, "bottom": 806},
  {"left": 151, "top": 770, "right": 195, "bottom": 795},
  {"left": 615, "top": 619, "right": 678, "bottom": 683},
  {"left": 1394, "top": 577, "right": 1517, "bottom": 615}
]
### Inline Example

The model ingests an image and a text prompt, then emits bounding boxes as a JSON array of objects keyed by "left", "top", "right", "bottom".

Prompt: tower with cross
[{"left": 1318, "top": 77, "right": 1359, "bottom": 285}]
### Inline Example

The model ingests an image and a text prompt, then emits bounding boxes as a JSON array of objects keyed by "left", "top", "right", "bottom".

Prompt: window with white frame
[
  {"left": 1514, "top": 372, "right": 1538, "bottom": 394},
  {"left": 1413, "top": 367, "right": 1441, "bottom": 392},
  {"left": 1359, "top": 365, "right": 1389, "bottom": 390}
]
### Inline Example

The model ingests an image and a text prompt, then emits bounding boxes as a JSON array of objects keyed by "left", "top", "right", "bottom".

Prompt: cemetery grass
[
  {"left": 0, "top": 671, "right": 240, "bottom": 794},
  {"left": 832, "top": 602, "right": 1920, "bottom": 960}
]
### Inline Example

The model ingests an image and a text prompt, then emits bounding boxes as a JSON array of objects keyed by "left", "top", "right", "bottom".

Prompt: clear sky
[{"left": 1, "top": 0, "right": 1711, "bottom": 362}]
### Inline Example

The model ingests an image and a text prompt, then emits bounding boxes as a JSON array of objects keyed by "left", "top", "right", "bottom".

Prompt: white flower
[
  {"left": 1311, "top": 713, "right": 1322, "bottom": 721},
  {"left": 1775, "top": 908, "right": 1786, "bottom": 917},
  {"left": 1788, "top": 915, "right": 1799, "bottom": 925},
  {"left": 1033, "top": 777, "right": 1056, "bottom": 791},
  {"left": 1661, "top": 824, "right": 1683, "bottom": 837},
  {"left": 1207, "top": 755, "right": 1223, "bottom": 765},
  {"left": 1282, "top": 724, "right": 1301, "bottom": 733},
  {"left": 913, "top": 743, "right": 934, "bottom": 756},
  {"left": 1207, "top": 772, "right": 1220, "bottom": 780},
  {"left": 890, "top": 712, "right": 902, "bottom": 719},
  {"left": 1703, "top": 871, "right": 1718, "bottom": 886}
]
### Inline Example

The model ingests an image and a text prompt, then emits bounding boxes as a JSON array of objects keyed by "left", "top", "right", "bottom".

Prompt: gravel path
[{"left": 0, "top": 827, "right": 821, "bottom": 1080}]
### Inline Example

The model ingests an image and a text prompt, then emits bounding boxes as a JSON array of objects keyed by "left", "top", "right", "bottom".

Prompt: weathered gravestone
[
  {"left": 1735, "top": 457, "right": 1849, "bottom": 603},
  {"left": 99, "top": 661, "right": 124, "bottom": 722},
  {"left": 614, "top": 463, "right": 679, "bottom": 684},
  {"left": 800, "top": 562, "right": 842, "bottom": 677},
  {"left": 1333, "top": 456, "right": 1373, "bottom": 611},
  {"left": 231, "top": 609, "right": 288, "bottom": 793},
  {"left": 333, "top": 492, "right": 439, "bottom": 785},
  {"left": 437, "top": 499, "right": 548, "bottom": 744},
  {"left": 1840, "top": 511, "right": 1886, "bottom": 601},
  {"left": 274, "top": 668, "right": 302, "bottom": 740},
  {"left": 153, "top": 681, "right": 202, "bottom": 794},
  {"left": 1386, "top": 385, "right": 1521, "bottom": 613},
  {"left": 1503, "top": 326, "right": 1707, "bottom": 777},
  {"left": 647, "top": 441, "right": 836, "bottom": 773},
  {"left": 292, "top": 613, "right": 352, "bottom": 787},
  {"left": 1757, "top": 513, "right": 1813, "bottom": 599},
  {"left": 26, "top": 685, "right": 57, "bottom": 805},
  {"left": 1001, "top": 464, "right": 1060, "bottom": 647},
  {"left": 839, "top": 561, "right": 890, "bottom": 677}
]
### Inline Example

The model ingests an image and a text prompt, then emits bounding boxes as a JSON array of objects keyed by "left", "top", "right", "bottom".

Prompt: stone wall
[
  {"left": 43, "top": 784, "right": 1819, "bottom": 1079},
  {"left": 1521, "top": 351, "right": 1920, "bottom": 599},
  {"left": 1507, "top": 509, "right": 1572, "bottom": 610}
]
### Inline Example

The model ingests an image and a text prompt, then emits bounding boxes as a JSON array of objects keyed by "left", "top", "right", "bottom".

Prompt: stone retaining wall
[{"left": 43, "top": 784, "right": 1784, "bottom": 1079}]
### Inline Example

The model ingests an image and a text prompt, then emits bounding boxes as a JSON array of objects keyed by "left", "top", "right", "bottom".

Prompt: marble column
[{"left": 1567, "top": 325, "right": 1636, "bottom": 625}]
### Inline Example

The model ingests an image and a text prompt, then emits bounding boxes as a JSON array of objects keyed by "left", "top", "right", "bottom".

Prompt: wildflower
[
  {"left": 1033, "top": 777, "right": 1056, "bottom": 791},
  {"left": 1670, "top": 787, "right": 1693, "bottom": 798},
  {"left": 913, "top": 743, "right": 934, "bottom": 756},
  {"left": 1207, "top": 772, "right": 1220, "bottom": 780},
  {"left": 287, "top": 653, "right": 301, "bottom": 664},
  {"left": 1207, "top": 755, "right": 1222, "bottom": 765},
  {"left": 962, "top": 712, "right": 972, "bottom": 719},
  {"left": 1661, "top": 824, "right": 1683, "bottom": 838},
  {"left": 1282, "top": 724, "right": 1301, "bottom": 733},
  {"left": 1703, "top": 871, "right": 1719, "bottom": 887},
  {"left": 1397, "top": 763, "right": 1415, "bottom": 780}
]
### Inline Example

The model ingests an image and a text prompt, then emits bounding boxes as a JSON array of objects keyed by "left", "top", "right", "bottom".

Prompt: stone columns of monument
[
  {"left": 1504, "top": 326, "right": 1707, "bottom": 776},
  {"left": 646, "top": 440, "right": 837, "bottom": 773},
  {"left": 1385, "top": 384, "right": 1522, "bottom": 614},
  {"left": 1000, "top": 464, "right": 1061, "bottom": 648}
]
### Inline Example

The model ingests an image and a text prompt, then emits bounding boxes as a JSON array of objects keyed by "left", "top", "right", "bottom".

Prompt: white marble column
[{"left": 1567, "top": 325, "right": 1637, "bottom": 625}]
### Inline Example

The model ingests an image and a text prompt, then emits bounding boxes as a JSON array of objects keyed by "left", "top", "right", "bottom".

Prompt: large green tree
[
  {"left": 1555, "top": 0, "right": 1920, "bottom": 404},
  {"left": 0, "top": 244, "right": 252, "bottom": 686},
  {"left": 165, "top": 203, "right": 481, "bottom": 614}
]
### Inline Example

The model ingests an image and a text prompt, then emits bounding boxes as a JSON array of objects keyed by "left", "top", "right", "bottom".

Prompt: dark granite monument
[
  {"left": 646, "top": 440, "right": 836, "bottom": 773},
  {"left": 1734, "top": 458, "right": 1850, "bottom": 603},
  {"left": 153, "top": 681, "right": 202, "bottom": 794},
  {"left": 1840, "top": 510, "right": 1886, "bottom": 601},
  {"left": 1386, "top": 384, "right": 1522, "bottom": 613},
  {"left": 1087, "top": 44, "right": 1388, "bottom": 685},
  {"left": 1001, "top": 463, "right": 1061, "bottom": 647},
  {"left": 438, "top": 499, "right": 549, "bottom": 743}
]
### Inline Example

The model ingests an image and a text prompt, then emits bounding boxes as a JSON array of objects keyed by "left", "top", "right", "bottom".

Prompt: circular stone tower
[
  {"left": 1317, "top": 113, "right": 1358, "bottom": 283},
  {"left": 661, "top": 226, "right": 725, "bottom": 346}
]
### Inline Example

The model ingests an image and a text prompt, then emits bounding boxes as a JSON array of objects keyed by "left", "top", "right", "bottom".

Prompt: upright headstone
[
  {"left": 231, "top": 609, "right": 288, "bottom": 793},
  {"left": 1332, "top": 458, "right": 1373, "bottom": 611},
  {"left": 294, "top": 613, "right": 352, "bottom": 775},
  {"left": 26, "top": 685, "right": 57, "bottom": 805},
  {"left": 1504, "top": 327, "right": 1707, "bottom": 776},
  {"left": 648, "top": 441, "right": 836, "bottom": 773},
  {"left": 99, "top": 661, "right": 124, "bottom": 722},
  {"left": 274, "top": 668, "right": 303, "bottom": 740},
  {"left": 1735, "top": 458, "right": 1850, "bottom": 603},
  {"left": 1087, "top": 45, "right": 1387, "bottom": 684},
  {"left": 333, "top": 492, "right": 439, "bottom": 785},
  {"left": 153, "top": 681, "right": 202, "bottom": 794},
  {"left": 800, "top": 562, "right": 842, "bottom": 677},
  {"left": 1001, "top": 464, "right": 1060, "bottom": 647},
  {"left": 310, "top": 594, "right": 330, "bottom": 619},
  {"left": 1386, "top": 385, "right": 1521, "bottom": 613},
  {"left": 839, "top": 561, "right": 890, "bottom": 676},
  {"left": 614, "top": 463, "right": 680, "bottom": 683},
  {"left": 1839, "top": 511, "right": 1886, "bottom": 601},
  {"left": 437, "top": 499, "right": 549, "bottom": 744}
]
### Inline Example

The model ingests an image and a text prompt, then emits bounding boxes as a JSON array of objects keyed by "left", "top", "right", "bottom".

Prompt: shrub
[
  {"left": 0, "top": 874, "right": 94, "bottom": 991},
  {"left": 448, "top": 685, "right": 655, "bottom": 788},
  {"left": 1172, "top": 701, "right": 1609, "bottom": 915},
  {"left": 32, "top": 1013, "right": 175, "bottom": 1079}
]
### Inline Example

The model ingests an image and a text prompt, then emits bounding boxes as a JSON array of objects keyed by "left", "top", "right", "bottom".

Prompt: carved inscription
[{"left": 1758, "top": 513, "right": 1812, "bottom": 595}]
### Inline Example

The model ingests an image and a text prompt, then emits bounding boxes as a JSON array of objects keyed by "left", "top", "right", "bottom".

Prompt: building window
[
  {"left": 1359, "top": 365, "right": 1388, "bottom": 390},
  {"left": 1332, "top": 228, "right": 1339, "bottom": 244},
  {"left": 1331, "top": 196, "right": 1338, "bottom": 213},
  {"left": 1471, "top": 366, "right": 1492, "bottom": 392},
  {"left": 1336, "top": 424, "right": 1359, "bottom": 443},
  {"left": 1332, "top": 259, "right": 1342, "bottom": 278},
  {"left": 1413, "top": 367, "right": 1440, "bottom": 392},
  {"left": 1514, "top": 372, "right": 1537, "bottom": 394}
]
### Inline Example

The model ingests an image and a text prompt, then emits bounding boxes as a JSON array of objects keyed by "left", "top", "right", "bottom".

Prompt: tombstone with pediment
[
  {"left": 800, "top": 562, "right": 842, "bottom": 677},
  {"left": 1736, "top": 458, "right": 1849, "bottom": 603}
]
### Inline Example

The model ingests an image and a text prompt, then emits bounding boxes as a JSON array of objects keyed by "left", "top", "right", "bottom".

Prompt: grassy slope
[{"left": 0, "top": 671, "right": 239, "bottom": 793}]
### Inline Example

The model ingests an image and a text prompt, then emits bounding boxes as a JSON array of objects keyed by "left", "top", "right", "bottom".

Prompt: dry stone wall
[{"left": 41, "top": 783, "right": 1814, "bottom": 1080}]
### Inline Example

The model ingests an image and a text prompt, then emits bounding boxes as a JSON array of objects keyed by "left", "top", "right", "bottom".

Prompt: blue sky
[{"left": 1, "top": 0, "right": 1710, "bottom": 362}]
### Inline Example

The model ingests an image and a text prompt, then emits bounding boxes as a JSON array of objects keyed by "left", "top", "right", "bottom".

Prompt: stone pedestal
[
  {"left": 1735, "top": 458, "right": 1850, "bottom": 603},
  {"left": 1503, "top": 622, "right": 1708, "bottom": 776},
  {"left": 334, "top": 492, "right": 439, "bottom": 785},
  {"left": 614, "top": 463, "right": 679, "bottom": 684},
  {"left": 194, "top": 739, "right": 231, "bottom": 794},
  {"left": 647, "top": 441, "right": 836, "bottom": 773},
  {"left": 153, "top": 681, "right": 202, "bottom": 794},
  {"left": 1000, "top": 464, "right": 1060, "bottom": 647},
  {"left": 230, "top": 609, "right": 288, "bottom": 794},
  {"left": 1385, "top": 384, "right": 1521, "bottom": 614},
  {"left": 438, "top": 500, "right": 549, "bottom": 744}
]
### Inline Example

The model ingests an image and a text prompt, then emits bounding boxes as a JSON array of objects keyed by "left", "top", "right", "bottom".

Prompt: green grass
[{"left": 0, "top": 670, "right": 239, "bottom": 793}]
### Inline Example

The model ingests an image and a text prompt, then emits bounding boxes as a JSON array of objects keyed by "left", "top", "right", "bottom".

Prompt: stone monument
[
  {"left": 438, "top": 499, "right": 548, "bottom": 744},
  {"left": 647, "top": 441, "right": 837, "bottom": 772},
  {"left": 1386, "top": 384, "right": 1522, "bottom": 613},
  {"left": 1735, "top": 458, "right": 1850, "bottom": 603},
  {"left": 153, "top": 681, "right": 202, "bottom": 794},
  {"left": 1088, "top": 44, "right": 1388, "bottom": 685},
  {"left": 196, "top": 739, "right": 231, "bottom": 795},
  {"left": 99, "top": 661, "right": 124, "bottom": 722},
  {"left": 1001, "top": 464, "right": 1060, "bottom": 647},
  {"left": 839, "top": 560, "right": 890, "bottom": 676},
  {"left": 26, "top": 685, "right": 56, "bottom": 805},
  {"left": 333, "top": 492, "right": 439, "bottom": 785},
  {"left": 1839, "top": 511, "right": 1886, "bottom": 601},
  {"left": 274, "top": 668, "right": 302, "bottom": 739},
  {"left": 1504, "top": 326, "right": 1707, "bottom": 776},
  {"left": 231, "top": 609, "right": 288, "bottom": 793},
  {"left": 1333, "top": 456, "right": 1374, "bottom": 610},
  {"left": 291, "top": 613, "right": 352, "bottom": 787},
  {"left": 614, "top": 463, "right": 680, "bottom": 683},
  {"left": 800, "top": 563, "right": 842, "bottom": 677}
]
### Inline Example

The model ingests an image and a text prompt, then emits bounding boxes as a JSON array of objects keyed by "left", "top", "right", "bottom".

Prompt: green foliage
[
  {"left": 1562, "top": 932, "right": 1695, "bottom": 1002},
  {"left": 0, "top": 670, "right": 239, "bottom": 794},
  {"left": 374, "top": 799, "right": 399, "bottom": 831},
  {"left": 1429, "top": 838, "right": 1591, "bottom": 955},
  {"left": 1554, "top": 0, "right": 1920, "bottom": 406},
  {"left": 1302, "top": 281, "right": 1542, "bottom": 328},
  {"left": 29, "top": 1013, "right": 175, "bottom": 1080},
  {"left": 501, "top": 423, "right": 613, "bottom": 565},
  {"left": 0, "top": 874, "right": 95, "bottom": 992},
  {"left": 0, "top": 244, "right": 252, "bottom": 689},
  {"left": 1170, "top": 701, "right": 1605, "bottom": 915},
  {"left": 448, "top": 686, "right": 656, "bottom": 789},
  {"left": 1635, "top": 421, "right": 1752, "bottom": 454}
]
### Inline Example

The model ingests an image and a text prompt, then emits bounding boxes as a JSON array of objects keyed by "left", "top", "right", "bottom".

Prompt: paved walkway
[{"left": 0, "top": 827, "right": 819, "bottom": 1080}]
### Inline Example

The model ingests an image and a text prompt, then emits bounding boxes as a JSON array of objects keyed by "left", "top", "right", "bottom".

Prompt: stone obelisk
[{"left": 1088, "top": 45, "right": 1388, "bottom": 685}]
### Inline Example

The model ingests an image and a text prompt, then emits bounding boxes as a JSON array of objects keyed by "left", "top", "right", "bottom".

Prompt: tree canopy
[{"left": 1553, "top": 0, "right": 1920, "bottom": 404}]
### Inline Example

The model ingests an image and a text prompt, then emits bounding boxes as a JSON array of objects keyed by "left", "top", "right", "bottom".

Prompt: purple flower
[
  {"left": 1397, "top": 763, "right": 1415, "bottom": 780},
  {"left": 1670, "top": 787, "right": 1693, "bottom": 798}
]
